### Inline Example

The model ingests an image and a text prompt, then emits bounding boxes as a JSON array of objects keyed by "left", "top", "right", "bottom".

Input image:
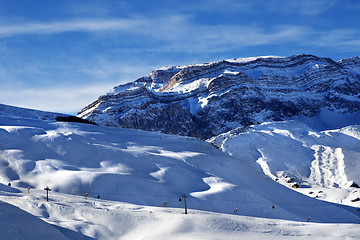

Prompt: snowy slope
[
  {"left": 209, "top": 120, "right": 360, "bottom": 207},
  {"left": 1, "top": 105, "right": 360, "bottom": 239},
  {"left": 0, "top": 186, "right": 69, "bottom": 240},
  {"left": 1, "top": 188, "right": 360, "bottom": 240},
  {"left": 0, "top": 104, "right": 66, "bottom": 121}
]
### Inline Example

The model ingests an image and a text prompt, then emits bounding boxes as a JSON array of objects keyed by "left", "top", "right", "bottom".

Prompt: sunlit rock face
[{"left": 78, "top": 54, "right": 360, "bottom": 139}]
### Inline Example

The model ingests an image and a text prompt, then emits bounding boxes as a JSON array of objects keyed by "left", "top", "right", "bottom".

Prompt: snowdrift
[{"left": 0, "top": 199, "right": 70, "bottom": 240}]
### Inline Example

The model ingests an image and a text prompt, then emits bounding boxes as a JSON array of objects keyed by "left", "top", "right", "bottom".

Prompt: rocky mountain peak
[{"left": 78, "top": 54, "right": 360, "bottom": 139}]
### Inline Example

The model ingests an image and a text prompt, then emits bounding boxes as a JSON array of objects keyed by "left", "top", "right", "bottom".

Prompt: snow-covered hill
[
  {"left": 2, "top": 188, "right": 360, "bottom": 240},
  {"left": 0, "top": 104, "right": 65, "bottom": 121},
  {"left": 1, "top": 104, "right": 360, "bottom": 239},
  {"left": 0, "top": 197, "right": 69, "bottom": 240},
  {"left": 209, "top": 120, "right": 360, "bottom": 207},
  {"left": 78, "top": 54, "right": 360, "bottom": 139},
  {"left": 4, "top": 190, "right": 360, "bottom": 240}
]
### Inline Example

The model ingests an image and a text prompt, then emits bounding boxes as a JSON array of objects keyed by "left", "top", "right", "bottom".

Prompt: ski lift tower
[{"left": 44, "top": 186, "right": 51, "bottom": 202}]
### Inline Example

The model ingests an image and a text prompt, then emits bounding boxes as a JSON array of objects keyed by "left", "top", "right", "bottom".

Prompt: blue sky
[{"left": 0, "top": 0, "right": 359, "bottom": 114}]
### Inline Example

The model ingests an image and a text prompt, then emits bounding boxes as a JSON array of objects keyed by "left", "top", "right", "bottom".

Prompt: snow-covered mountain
[
  {"left": 209, "top": 120, "right": 360, "bottom": 207},
  {"left": 78, "top": 54, "right": 360, "bottom": 139},
  {"left": 1, "top": 104, "right": 360, "bottom": 239}
]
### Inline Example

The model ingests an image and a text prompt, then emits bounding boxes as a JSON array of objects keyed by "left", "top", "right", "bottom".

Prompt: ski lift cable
[{"left": 17, "top": 187, "right": 350, "bottom": 208}]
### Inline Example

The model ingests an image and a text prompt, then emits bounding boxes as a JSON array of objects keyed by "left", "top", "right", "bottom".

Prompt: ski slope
[
  {"left": 1, "top": 105, "right": 360, "bottom": 239},
  {"left": 1, "top": 187, "right": 360, "bottom": 240},
  {"left": 210, "top": 120, "right": 360, "bottom": 207}
]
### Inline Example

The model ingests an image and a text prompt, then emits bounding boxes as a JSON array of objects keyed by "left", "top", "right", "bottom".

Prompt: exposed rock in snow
[{"left": 78, "top": 54, "right": 360, "bottom": 139}]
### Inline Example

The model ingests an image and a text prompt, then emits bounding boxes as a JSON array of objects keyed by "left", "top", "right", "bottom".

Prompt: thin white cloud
[
  {"left": 136, "top": 21, "right": 310, "bottom": 53},
  {"left": 261, "top": 0, "right": 339, "bottom": 16},
  {"left": 0, "top": 18, "right": 144, "bottom": 37},
  {"left": 175, "top": 0, "right": 252, "bottom": 13},
  {"left": 309, "top": 29, "right": 360, "bottom": 52},
  {"left": 297, "top": 0, "right": 339, "bottom": 15},
  {"left": 0, "top": 16, "right": 357, "bottom": 55},
  {"left": 79, "top": 62, "right": 154, "bottom": 82},
  {"left": 0, "top": 83, "right": 115, "bottom": 114},
  {"left": 0, "top": 58, "right": 160, "bottom": 114}
]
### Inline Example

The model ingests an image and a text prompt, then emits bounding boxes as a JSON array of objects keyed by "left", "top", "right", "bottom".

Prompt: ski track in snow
[
  {"left": 309, "top": 145, "right": 348, "bottom": 187},
  {"left": 210, "top": 120, "right": 360, "bottom": 208}
]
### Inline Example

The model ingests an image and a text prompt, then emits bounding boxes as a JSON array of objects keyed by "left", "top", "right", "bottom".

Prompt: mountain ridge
[{"left": 78, "top": 54, "right": 360, "bottom": 139}]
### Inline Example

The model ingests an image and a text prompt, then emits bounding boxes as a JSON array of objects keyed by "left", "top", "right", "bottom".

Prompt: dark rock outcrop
[{"left": 78, "top": 54, "right": 360, "bottom": 139}]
